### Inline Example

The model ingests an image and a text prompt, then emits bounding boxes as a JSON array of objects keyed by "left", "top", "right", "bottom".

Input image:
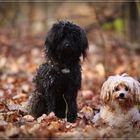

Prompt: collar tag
[{"left": 61, "top": 68, "right": 70, "bottom": 74}]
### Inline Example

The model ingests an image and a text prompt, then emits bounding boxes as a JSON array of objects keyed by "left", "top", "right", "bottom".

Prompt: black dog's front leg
[
  {"left": 55, "top": 95, "right": 66, "bottom": 118},
  {"left": 45, "top": 92, "right": 55, "bottom": 114},
  {"left": 65, "top": 92, "right": 77, "bottom": 123}
]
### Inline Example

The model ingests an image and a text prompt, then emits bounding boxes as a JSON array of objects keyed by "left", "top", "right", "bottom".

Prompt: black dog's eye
[
  {"left": 114, "top": 87, "right": 119, "bottom": 91},
  {"left": 125, "top": 86, "right": 129, "bottom": 91}
]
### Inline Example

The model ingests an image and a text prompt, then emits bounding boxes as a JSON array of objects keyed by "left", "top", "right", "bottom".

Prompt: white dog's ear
[
  {"left": 100, "top": 79, "right": 111, "bottom": 104},
  {"left": 133, "top": 79, "right": 140, "bottom": 103}
]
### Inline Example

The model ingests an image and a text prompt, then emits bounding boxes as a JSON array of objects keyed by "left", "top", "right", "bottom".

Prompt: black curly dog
[{"left": 28, "top": 21, "right": 88, "bottom": 122}]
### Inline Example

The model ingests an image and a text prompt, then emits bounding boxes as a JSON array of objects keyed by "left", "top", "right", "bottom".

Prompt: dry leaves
[{"left": 0, "top": 29, "right": 140, "bottom": 139}]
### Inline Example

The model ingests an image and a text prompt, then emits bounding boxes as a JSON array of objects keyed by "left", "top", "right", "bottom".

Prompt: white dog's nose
[{"left": 119, "top": 93, "right": 125, "bottom": 98}]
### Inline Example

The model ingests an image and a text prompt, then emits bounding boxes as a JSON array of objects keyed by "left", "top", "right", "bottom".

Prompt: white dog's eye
[
  {"left": 114, "top": 87, "right": 119, "bottom": 91},
  {"left": 125, "top": 86, "right": 129, "bottom": 91}
]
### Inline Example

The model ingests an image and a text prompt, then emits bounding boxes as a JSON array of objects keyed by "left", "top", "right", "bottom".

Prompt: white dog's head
[{"left": 101, "top": 73, "right": 140, "bottom": 110}]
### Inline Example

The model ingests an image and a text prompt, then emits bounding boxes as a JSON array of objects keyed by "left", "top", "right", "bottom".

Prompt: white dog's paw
[
  {"left": 133, "top": 121, "right": 140, "bottom": 128},
  {"left": 92, "top": 113, "right": 100, "bottom": 123},
  {"left": 136, "top": 121, "right": 140, "bottom": 128}
]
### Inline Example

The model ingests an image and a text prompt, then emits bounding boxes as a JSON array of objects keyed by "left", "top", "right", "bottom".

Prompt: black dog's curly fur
[{"left": 28, "top": 21, "right": 88, "bottom": 122}]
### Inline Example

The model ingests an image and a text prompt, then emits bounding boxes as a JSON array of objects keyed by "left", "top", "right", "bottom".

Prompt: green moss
[
  {"left": 113, "top": 18, "right": 124, "bottom": 32},
  {"left": 102, "top": 22, "right": 113, "bottom": 31},
  {"left": 137, "top": 104, "right": 140, "bottom": 111},
  {"left": 102, "top": 18, "right": 124, "bottom": 32}
]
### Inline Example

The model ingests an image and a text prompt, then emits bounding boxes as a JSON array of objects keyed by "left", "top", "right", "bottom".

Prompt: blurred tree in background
[
  {"left": 1, "top": 1, "right": 140, "bottom": 77},
  {"left": 0, "top": 1, "right": 140, "bottom": 45}
]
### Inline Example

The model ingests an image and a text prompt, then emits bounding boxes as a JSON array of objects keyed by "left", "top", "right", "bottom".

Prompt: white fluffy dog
[{"left": 93, "top": 73, "right": 140, "bottom": 127}]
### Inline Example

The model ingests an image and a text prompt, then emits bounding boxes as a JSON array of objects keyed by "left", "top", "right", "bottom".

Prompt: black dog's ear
[
  {"left": 44, "top": 23, "right": 63, "bottom": 56},
  {"left": 44, "top": 30, "right": 55, "bottom": 57},
  {"left": 44, "top": 29, "right": 54, "bottom": 51},
  {"left": 80, "top": 29, "right": 88, "bottom": 59},
  {"left": 45, "top": 30, "right": 54, "bottom": 46},
  {"left": 45, "top": 25, "right": 60, "bottom": 47}
]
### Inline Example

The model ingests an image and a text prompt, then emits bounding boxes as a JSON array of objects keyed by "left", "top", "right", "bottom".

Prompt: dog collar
[{"left": 61, "top": 68, "right": 70, "bottom": 74}]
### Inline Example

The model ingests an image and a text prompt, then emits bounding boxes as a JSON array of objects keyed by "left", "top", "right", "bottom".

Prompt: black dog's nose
[{"left": 119, "top": 93, "right": 125, "bottom": 98}]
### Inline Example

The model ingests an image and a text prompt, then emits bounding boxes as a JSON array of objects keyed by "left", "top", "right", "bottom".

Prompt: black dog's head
[{"left": 44, "top": 21, "right": 88, "bottom": 64}]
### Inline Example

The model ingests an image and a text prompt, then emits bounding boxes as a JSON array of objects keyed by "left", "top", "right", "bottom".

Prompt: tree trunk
[{"left": 125, "top": 0, "right": 140, "bottom": 43}]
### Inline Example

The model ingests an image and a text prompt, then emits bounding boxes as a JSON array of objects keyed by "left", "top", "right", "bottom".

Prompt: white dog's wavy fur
[{"left": 93, "top": 73, "right": 140, "bottom": 127}]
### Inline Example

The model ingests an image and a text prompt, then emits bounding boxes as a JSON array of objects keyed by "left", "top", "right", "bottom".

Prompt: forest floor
[{"left": 0, "top": 28, "right": 140, "bottom": 139}]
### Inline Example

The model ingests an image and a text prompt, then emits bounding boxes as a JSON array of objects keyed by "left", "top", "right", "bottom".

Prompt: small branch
[{"left": 63, "top": 94, "right": 68, "bottom": 120}]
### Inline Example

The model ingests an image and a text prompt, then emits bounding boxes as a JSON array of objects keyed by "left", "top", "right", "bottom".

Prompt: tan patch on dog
[{"left": 118, "top": 98, "right": 134, "bottom": 111}]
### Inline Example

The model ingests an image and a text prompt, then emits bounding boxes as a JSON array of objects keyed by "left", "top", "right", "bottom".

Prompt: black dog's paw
[
  {"left": 67, "top": 114, "right": 77, "bottom": 123},
  {"left": 55, "top": 111, "right": 66, "bottom": 119}
]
